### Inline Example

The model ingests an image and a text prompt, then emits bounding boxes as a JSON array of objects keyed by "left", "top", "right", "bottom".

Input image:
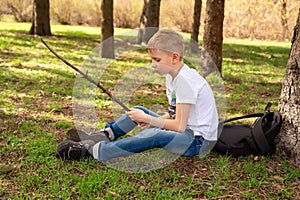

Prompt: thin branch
[{"left": 41, "top": 39, "right": 130, "bottom": 111}]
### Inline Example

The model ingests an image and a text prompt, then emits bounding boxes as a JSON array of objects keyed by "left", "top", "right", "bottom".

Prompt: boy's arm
[
  {"left": 136, "top": 112, "right": 170, "bottom": 129},
  {"left": 128, "top": 104, "right": 190, "bottom": 132},
  {"left": 159, "top": 113, "right": 171, "bottom": 119},
  {"left": 150, "top": 103, "right": 190, "bottom": 132}
]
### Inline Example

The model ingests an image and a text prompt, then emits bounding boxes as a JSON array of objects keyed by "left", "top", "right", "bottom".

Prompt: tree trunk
[
  {"left": 202, "top": 0, "right": 225, "bottom": 74},
  {"left": 29, "top": 0, "right": 51, "bottom": 36},
  {"left": 137, "top": 0, "right": 148, "bottom": 44},
  {"left": 277, "top": 8, "right": 300, "bottom": 168},
  {"left": 137, "top": 0, "right": 161, "bottom": 44},
  {"left": 101, "top": 0, "right": 115, "bottom": 59},
  {"left": 190, "top": 0, "right": 202, "bottom": 53},
  {"left": 281, "top": 0, "right": 289, "bottom": 40}
]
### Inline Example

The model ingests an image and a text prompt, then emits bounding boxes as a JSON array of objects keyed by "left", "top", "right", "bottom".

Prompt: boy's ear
[{"left": 172, "top": 52, "right": 181, "bottom": 64}]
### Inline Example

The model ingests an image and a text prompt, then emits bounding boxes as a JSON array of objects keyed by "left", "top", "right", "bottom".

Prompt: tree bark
[
  {"left": 101, "top": 0, "right": 115, "bottom": 59},
  {"left": 137, "top": 0, "right": 148, "bottom": 44},
  {"left": 202, "top": 0, "right": 225, "bottom": 74},
  {"left": 277, "top": 8, "right": 300, "bottom": 168},
  {"left": 190, "top": 0, "right": 202, "bottom": 53},
  {"left": 137, "top": 0, "right": 161, "bottom": 44},
  {"left": 281, "top": 0, "right": 289, "bottom": 40},
  {"left": 29, "top": 0, "right": 51, "bottom": 36}
]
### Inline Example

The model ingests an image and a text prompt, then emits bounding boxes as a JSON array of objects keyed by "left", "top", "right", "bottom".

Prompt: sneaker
[
  {"left": 55, "top": 140, "right": 94, "bottom": 160},
  {"left": 66, "top": 128, "right": 111, "bottom": 142}
]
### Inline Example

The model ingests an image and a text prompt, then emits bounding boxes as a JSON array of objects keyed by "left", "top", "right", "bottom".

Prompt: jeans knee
[
  {"left": 133, "top": 105, "right": 147, "bottom": 112},
  {"left": 132, "top": 106, "right": 159, "bottom": 118}
]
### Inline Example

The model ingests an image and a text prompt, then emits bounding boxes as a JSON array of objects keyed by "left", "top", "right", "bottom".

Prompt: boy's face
[{"left": 148, "top": 49, "right": 175, "bottom": 75}]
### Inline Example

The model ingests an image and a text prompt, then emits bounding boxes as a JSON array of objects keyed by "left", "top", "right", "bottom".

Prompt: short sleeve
[{"left": 173, "top": 74, "right": 198, "bottom": 104}]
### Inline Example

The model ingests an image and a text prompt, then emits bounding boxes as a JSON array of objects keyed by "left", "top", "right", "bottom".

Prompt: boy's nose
[{"left": 151, "top": 63, "right": 157, "bottom": 68}]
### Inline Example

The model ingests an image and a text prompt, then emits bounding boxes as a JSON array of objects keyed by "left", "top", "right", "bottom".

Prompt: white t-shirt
[{"left": 166, "top": 64, "right": 219, "bottom": 141}]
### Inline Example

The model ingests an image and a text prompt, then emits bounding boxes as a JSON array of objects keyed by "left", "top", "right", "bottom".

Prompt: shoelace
[{"left": 67, "top": 143, "right": 83, "bottom": 158}]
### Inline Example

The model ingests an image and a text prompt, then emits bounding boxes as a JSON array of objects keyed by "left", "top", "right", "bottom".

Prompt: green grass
[{"left": 1, "top": 21, "right": 299, "bottom": 199}]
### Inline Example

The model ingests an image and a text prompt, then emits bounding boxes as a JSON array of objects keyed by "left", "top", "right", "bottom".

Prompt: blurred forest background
[{"left": 0, "top": 0, "right": 298, "bottom": 41}]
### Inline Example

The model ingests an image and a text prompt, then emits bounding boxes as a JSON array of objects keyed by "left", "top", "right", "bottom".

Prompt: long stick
[{"left": 41, "top": 39, "right": 130, "bottom": 111}]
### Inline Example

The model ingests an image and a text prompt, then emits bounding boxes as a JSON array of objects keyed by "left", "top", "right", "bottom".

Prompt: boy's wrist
[{"left": 145, "top": 114, "right": 152, "bottom": 124}]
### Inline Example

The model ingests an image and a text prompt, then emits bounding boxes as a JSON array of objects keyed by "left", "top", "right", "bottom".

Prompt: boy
[{"left": 56, "top": 29, "right": 219, "bottom": 161}]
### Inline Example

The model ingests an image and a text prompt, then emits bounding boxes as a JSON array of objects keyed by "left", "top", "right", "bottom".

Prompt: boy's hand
[{"left": 127, "top": 108, "right": 151, "bottom": 125}]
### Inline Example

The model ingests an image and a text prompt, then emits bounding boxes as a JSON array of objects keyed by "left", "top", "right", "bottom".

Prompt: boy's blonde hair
[{"left": 147, "top": 29, "right": 185, "bottom": 58}]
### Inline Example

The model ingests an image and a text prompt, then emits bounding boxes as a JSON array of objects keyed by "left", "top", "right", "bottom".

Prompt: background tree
[
  {"left": 281, "top": 0, "right": 289, "bottom": 40},
  {"left": 137, "top": 0, "right": 161, "bottom": 44},
  {"left": 29, "top": 0, "right": 51, "bottom": 36},
  {"left": 277, "top": 8, "right": 300, "bottom": 168},
  {"left": 101, "top": 0, "right": 115, "bottom": 58},
  {"left": 190, "top": 0, "right": 202, "bottom": 53},
  {"left": 202, "top": 0, "right": 225, "bottom": 74},
  {"left": 137, "top": 0, "right": 148, "bottom": 44}
]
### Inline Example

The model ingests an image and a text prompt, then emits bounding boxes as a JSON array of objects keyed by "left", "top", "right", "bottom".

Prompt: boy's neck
[{"left": 169, "top": 61, "right": 185, "bottom": 79}]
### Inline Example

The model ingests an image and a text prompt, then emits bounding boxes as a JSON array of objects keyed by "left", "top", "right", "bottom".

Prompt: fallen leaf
[{"left": 273, "top": 175, "right": 284, "bottom": 182}]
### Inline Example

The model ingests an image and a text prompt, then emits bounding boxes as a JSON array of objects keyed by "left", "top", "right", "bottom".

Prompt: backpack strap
[
  {"left": 264, "top": 102, "right": 272, "bottom": 112},
  {"left": 222, "top": 113, "right": 263, "bottom": 124},
  {"left": 251, "top": 114, "right": 272, "bottom": 154},
  {"left": 221, "top": 102, "right": 272, "bottom": 124}
]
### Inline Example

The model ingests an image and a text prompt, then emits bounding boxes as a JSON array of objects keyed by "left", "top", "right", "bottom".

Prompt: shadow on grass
[
  {"left": 1, "top": 24, "right": 300, "bottom": 200},
  {"left": 0, "top": 64, "right": 75, "bottom": 96},
  {"left": 223, "top": 42, "right": 289, "bottom": 68}
]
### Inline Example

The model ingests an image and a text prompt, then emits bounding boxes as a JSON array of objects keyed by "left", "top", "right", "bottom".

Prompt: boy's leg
[
  {"left": 106, "top": 106, "right": 160, "bottom": 139},
  {"left": 56, "top": 128, "right": 210, "bottom": 160},
  {"left": 56, "top": 106, "right": 163, "bottom": 160},
  {"left": 92, "top": 128, "right": 195, "bottom": 161},
  {"left": 66, "top": 106, "right": 159, "bottom": 142}
]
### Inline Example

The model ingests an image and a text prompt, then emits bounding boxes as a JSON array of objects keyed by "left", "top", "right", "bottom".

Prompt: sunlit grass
[{"left": 0, "top": 22, "right": 299, "bottom": 199}]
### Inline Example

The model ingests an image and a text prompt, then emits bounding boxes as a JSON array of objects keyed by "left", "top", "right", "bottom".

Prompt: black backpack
[{"left": 213, "top": 103, "right": 282, "bottom": 157}]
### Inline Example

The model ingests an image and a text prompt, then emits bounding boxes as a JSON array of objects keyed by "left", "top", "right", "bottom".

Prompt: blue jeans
[{"left": 93, "top": 106, "right": 210, "bottom": 161}]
